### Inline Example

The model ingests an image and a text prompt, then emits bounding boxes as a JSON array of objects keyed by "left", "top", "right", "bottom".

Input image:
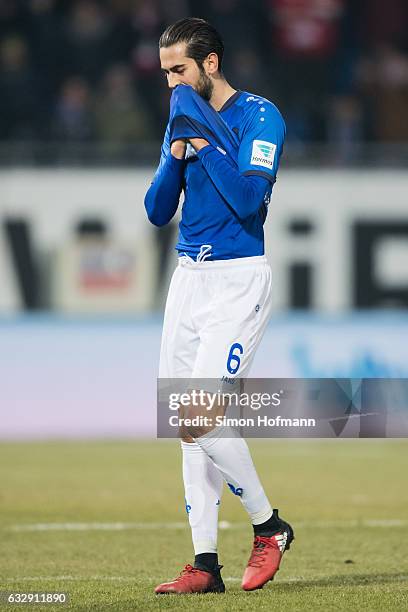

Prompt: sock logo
[{"left": 227, "top": 483, "right": 243, "bottom": 497}]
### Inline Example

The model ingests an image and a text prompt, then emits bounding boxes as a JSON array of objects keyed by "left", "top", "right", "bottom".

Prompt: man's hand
[
  {"left": 170, "top": 140, "right": 186, "bottom": 159},
  {"left": 189, "top": 138, "right": 210, "bottom": 152}
]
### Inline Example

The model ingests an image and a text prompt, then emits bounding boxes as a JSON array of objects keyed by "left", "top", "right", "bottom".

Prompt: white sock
[
  {"left": 194, "top": 427, "right": 273, "bottom": 525},
  {"left": 181, "top": 441, "right": 224, "bottom": 554}
]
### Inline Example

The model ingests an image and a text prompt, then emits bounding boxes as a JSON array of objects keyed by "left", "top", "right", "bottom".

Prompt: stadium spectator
[
  {"left": 357, "top": 42, "right": 408, "bottom": 142},
  {"left": 0, "top": 0, "right": 29, "bottom": 37},
  {"left": 94, "top": 63, "right": 154, "bottom": 148},
  {"left": 358, "top": 0, "right": 408, "bottom": 49},
  {"left": 0, "top": 0, "right": 407, "bottom": 154},
  {"left": 63, "top": 0, "right": 117, "bottom": 86},
  {"left": 53, "top": 76, "right": 95, "bottom": 142},
  {"left": 355, "top": 0, "right": 408, "bottom": 143},
  {"left": 193, "top": 0, "right": 270, "bottom": 96},
  {"left": 228, "top": 46, "right": 275, "bottom": 101},
  {"left": 264, "top": 0, "right": 347, "bottom": 142},
  {"left": 0, "top": 34, "right": 44, "bottom": 139},
  {"left": 127, "top": 0, "right": 165, "bottom": 126},
  {"left": 24, "top": 0, "right": 68, "bottom": 130}
]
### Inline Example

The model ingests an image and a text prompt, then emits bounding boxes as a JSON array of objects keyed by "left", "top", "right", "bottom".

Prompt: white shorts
[{"left": 159, "top": 255, "right": 272, "bottom": 386}]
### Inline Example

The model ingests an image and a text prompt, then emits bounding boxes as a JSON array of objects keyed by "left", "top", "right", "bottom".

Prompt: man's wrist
[
  {"left": 169, "top": 152, "right": 186, "bottom": 162},
  {"left": 168, "top": 152, "right": 187, "bottom": 170},
  {"left": 196, "top": 144, "right": 213, "bottom": 159},
  {"left": 189, "top": 138, "right": 210, "bottom": 152}
]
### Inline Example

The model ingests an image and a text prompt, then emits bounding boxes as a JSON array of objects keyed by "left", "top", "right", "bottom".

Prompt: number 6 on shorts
[{"left": 227, "top": 343, "right": 244, "bottom": 375}]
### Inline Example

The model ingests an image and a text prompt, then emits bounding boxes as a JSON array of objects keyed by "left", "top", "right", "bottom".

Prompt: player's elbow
[
  {"left": 146, "top": 209, "right": 168, "bottom": 227},
  {"left": 233, "top": 178, "right": 270, "bottom": 220},
  {"left": 144, "top": 195, "right": 165, "bottom": 227},
  {"left": 234, "top": 198, "right": 263, "bottom": 221},
  {"left": 147, "top": 215, "right": 170, "bottom": 227}
]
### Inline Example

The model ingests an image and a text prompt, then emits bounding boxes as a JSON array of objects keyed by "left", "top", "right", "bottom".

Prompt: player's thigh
[
  {"left": 191, "top": 264, "right": 272, "bottom": 381},
  {"left": 159, "top": 265, "right": 199, "bottom": 379}
]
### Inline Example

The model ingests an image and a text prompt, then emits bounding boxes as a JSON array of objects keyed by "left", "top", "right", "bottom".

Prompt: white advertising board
[{"left": 0, "top": 169, "right": 407, "bottom": 313}]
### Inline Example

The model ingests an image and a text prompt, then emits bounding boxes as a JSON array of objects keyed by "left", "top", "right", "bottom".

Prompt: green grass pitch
[{"left": 1, "top": 440, "right": 408, "bottom": 611}]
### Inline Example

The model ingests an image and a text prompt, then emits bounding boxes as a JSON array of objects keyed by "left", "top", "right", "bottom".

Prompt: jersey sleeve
[
  {"left": 154, "top": 122, "right": 171, "bottom": 176},
  {"left": 144, "top": 122, "right": 186, "bottom": 227},
  {"left": 238, "top": 101, "right": 286, "bottom": 183}
]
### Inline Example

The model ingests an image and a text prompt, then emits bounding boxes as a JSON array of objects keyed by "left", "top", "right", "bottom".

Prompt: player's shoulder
[{"left": 237, "top": 91, "right": 285, "bottom": 130}]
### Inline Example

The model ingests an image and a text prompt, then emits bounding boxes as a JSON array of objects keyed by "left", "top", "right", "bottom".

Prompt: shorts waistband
[{"left": 178, "top": 255, "right": 268, "bottom": 269}]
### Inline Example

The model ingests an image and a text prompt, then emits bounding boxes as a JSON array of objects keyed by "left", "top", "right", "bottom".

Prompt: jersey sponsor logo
[{"left": 251, "top": 139, "right": 276, "bottom": 170}]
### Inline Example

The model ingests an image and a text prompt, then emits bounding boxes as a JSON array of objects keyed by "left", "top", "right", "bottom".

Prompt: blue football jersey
[{"left": 162, "top": 90, "right": 286, "bottom": 260}]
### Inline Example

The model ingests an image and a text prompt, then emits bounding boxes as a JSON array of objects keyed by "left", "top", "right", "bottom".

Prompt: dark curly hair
[{"left": 159, "top": 17, "right": 224, "bottom": 72}]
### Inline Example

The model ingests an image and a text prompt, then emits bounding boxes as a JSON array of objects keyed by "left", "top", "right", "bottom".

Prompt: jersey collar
[{"left": 218, "top": 90, "right": 241, "bottom": 113}]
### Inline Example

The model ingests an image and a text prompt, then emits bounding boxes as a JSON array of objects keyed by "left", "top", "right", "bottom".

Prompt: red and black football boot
[
  {"left": 155, "top": 564, "right": 225, "bottom": 594},
  {"left": 242, "top": 509, "right": 294, "bottom": 591}
]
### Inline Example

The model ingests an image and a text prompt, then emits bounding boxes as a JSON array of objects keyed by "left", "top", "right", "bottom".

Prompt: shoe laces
[
  {"left": 178, "top": 564, "right": 201, "bottom": 579},
  {"left": 248, "top": 535, "right": 274, "bottom": 568}
]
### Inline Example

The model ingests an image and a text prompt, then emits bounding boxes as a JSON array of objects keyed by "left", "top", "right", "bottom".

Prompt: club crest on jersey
[{"left": 251, "top": 139, "right": 276, "bottom": 170}]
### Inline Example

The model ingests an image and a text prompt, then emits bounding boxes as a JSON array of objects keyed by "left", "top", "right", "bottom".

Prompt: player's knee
[{"left": 181, "top": 403, "right": 216, "bottom": 438}]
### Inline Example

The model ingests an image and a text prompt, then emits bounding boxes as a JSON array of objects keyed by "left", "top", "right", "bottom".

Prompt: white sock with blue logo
[
  {"left": 194, "top": 427, "right": 273, "bottom": 525},
  {"left": 181, "top": 441, "right": 224, "bottom": 555}
]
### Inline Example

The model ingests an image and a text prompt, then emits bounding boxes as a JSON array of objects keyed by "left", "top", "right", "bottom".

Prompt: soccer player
[{"left": 145, "top": 17, "right": 294, "bottom": 594}]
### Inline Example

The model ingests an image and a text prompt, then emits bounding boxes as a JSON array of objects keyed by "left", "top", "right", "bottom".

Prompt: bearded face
[{"left": 194, "top": 65, "right": 214, "bottom": 101}]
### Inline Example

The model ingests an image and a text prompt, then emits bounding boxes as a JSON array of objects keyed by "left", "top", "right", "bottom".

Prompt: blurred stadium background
[{"left": 1, "top": 0, "right": 408, "bottom": 440}]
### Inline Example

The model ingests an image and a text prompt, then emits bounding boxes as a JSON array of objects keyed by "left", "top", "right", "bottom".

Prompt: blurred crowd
[{"left": 0, "top": 0, "right": 407, "bottom": 153}]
